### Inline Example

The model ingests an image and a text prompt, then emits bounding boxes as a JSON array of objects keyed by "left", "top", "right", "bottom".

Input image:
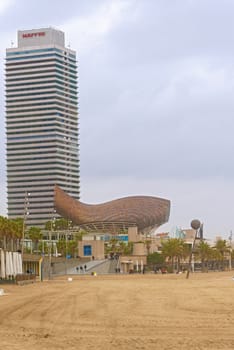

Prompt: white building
[{"left": 6, "top": 28, "right": 79, "bottom": 227}]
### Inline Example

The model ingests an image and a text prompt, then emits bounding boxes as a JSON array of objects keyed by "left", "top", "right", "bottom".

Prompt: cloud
[
  {"left": 62, "top": 0, "right": 137, "bottom": 53},
  {"left": 79, "top": 52, "right": 234, "bottom": 180},
  {"left": 0, "top": 0, "right": 14, "bottom": 14}
]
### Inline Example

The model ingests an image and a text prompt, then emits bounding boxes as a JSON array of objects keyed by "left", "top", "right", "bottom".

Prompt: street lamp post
[
  {"left": 65, "top": 233, "right": 68, "bottom": 275},
  {"left": 48, "top": 211, "right": 56, "bottom": 280},
  {"left": 186, "top": 219, "right": 201, "bottom": 279},
  {"left": 21, "top": 191, "right": 30, "bottom": 273},
  {"left": 48, "top": 230, "right": 52, "bottom": 280},
  {"left": 229, "top": 231, "right": 232, "bottom": 271},
  {"left": 65, "top": 220, "right": 72, "bottom": 275}
]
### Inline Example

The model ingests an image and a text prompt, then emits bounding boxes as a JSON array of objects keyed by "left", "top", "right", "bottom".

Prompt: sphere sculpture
[
  {"left": 54, "top": 185, "right": 170, "bottom": 234},
  {"left": 190, "top": 219, "right": 201, "bottom": 231}
]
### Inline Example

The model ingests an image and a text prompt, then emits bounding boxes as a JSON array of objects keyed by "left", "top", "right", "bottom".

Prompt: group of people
[{"left": 76, "top": 265, "right": 87, "bottom": 273}]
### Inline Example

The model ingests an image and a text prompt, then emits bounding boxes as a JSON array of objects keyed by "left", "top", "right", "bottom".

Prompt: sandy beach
[{"left": 1, "top": 272, "right": 234, "bottom": 350}]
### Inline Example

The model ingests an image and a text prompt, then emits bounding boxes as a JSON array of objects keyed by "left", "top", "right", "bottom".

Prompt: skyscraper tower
[{"left": 6, "top": 28, "right": 79, "bottom": 227}]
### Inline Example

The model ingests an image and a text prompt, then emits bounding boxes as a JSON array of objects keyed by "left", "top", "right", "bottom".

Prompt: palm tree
[
  {"left": 27, "top": 226, "right": 43, "bottom": 253},
  {"left": 105, "top": 237, "right": 119, "bottom": 258},
  {"left": 0, "top": 216, "right": 9, "bottom": 249},
  {"left": 195, "top": 241, "right": 212, "bottom": 272},
  {"left": 161, "top": 238, "right": 186, "bottom": 272},
  {"left": 213, "top": 239, "right": 230, "bottom": 270},
  {"left": 178, "top": 240, "right": 189, "bottom": 272},
  {"left": 123, "top": 242, "right": 133, "bottom": 255},
  {"left": 10, "top": 218, "right": 24, "bottom": 251},
  {"left": 0, "top": 216, "right": 23, "bottom": 251}
]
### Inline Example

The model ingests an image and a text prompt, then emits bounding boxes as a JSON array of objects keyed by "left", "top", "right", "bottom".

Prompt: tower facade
[{"left": 6, "top": 28, "right": 79, "bottom": 227}]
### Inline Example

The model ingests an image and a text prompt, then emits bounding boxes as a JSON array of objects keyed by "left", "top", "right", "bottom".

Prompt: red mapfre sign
[{"left": 22, "top": 32, "right": 45, "bottom": 38}]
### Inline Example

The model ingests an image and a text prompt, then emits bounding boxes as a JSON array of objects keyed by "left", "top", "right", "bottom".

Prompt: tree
[
  {"left": 195, "top": 241, "right": 212, "bottom": 272},
  {"left": 113, "top": 241, "right": 133, "bottom": 256},
  {"left": 9, "top": 218, "right": 24, "bottom": 251},
  {"left": 213, "top": 239, "right": 230, "bottom": 270},
  {"left": 147, "top": 252, "right": 164, "bottom": 270},
  {"left": 161, "top": 238, "right": 187, "bottom": 272},
  {"left": 56, "top": 238, "right": 77, "bottom": 257},
  {"left": 232, "top": 249, "right": 234, "bottom": 260},
  {"left": 0, "top": 216, "right": 23, "bottom": 251},
  {"left": 44, "top": 218, "right": 73, "bottom": 231},
  {"left": 74, "top": 230, "right": 87, "bottom": 242},
  {"left": 145, "top": 240, "right": 152, "bottom": 255},
  {"left": 27, "top": 226, "right": 43, "bottom": 253},
  {"left": 105, "top": 237, "right": 119, "bottom": 257},
  {"left": 122, "top": 242, "right": 133, "bottom": 255},
  {"left": 0, "top": 216, "right": 9, "bottom": 249},
  {"left": 56, "top": 239, "right": 66, "bottom": 256}
]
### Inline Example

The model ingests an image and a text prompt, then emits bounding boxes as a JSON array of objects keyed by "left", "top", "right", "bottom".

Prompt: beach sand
[{"left": 1, "top": 272, "right": 234, "bottom": 349}]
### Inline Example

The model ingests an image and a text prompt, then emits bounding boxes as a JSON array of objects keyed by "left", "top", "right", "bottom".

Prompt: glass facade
[
  {"left": 83, "top": 245, "right": 92, "bottom": 256},
  {"left": 6, "top": 28, "right": 80, "bottom": 227}
]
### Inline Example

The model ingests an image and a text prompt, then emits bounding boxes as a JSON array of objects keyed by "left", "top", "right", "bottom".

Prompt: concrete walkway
[
  {"left": 67, "top": 259, "right": 119, "bottom": 275},
  {"left": 66, "top": 259, "right": 107, "bottom": 275}
]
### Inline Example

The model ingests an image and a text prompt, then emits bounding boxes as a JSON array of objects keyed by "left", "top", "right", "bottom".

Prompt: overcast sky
[{"left": 0, "top": 0, "right": 234, "bottom": 239}]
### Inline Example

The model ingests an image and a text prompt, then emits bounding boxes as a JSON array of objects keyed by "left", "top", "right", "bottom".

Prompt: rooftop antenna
[{"left": 11, "top": 40, "right": 14, "bottom": 48}]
